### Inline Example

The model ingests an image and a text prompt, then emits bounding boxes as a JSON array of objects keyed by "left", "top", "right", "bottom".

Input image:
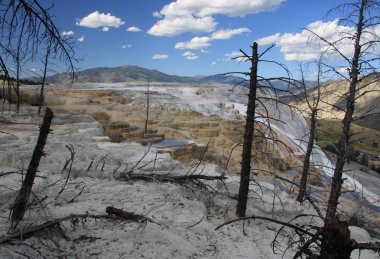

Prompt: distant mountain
[
  {"left": 46, "top": 65, "right": 199, "bottom": 84},
  {"left": 44, "top": 66, "right": 251, "bottom": 86},
  {"left": 200, "top": 74, "right": 248, "bottom": 86},
  {"left": 38, "top": 65, "right": 318, "bottom": 91}
]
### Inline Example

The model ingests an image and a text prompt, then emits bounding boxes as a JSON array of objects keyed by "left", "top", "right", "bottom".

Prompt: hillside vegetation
[{"left": 286, "top": 73, "right": 380, "bottom": 132}]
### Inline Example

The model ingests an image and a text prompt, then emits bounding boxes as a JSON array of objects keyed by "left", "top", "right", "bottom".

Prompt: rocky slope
[{"left": 285, "top": 74, "right": 380, "bottom": 131}]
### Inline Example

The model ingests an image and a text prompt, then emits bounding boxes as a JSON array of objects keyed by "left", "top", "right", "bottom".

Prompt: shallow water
[{"left": 152, "top": 139, "right": 191, "bottom": 148}]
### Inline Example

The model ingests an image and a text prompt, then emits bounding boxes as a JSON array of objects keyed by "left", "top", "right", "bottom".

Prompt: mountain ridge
[{"left": 41, "top": 65, "right": 246, "bottom": 85}]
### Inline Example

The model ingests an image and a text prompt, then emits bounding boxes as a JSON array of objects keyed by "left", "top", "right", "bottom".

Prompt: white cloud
[
  {"left": 102, "top": 27, "right": 110, "bottom": 32},
  {"left": 201, "top": 49, "right": 209, "bottom": 53},
  {"left": 175, "top": 36, "right": 211, "bottom": 50},
  {"left": 224, "top": 51, "right": 247, "bottom": 61},
  {"left": 62, "top": 30, "right": 75, "bottom": 36},
  {"left": 127, "top": 26, "right": 142, "bottom": 32},
  {"left": 256, "top": 33, "right": 280, "bottom": 45},
  {"left": 152, "top": 54, "right": 169, "bottom": 59},
  {"left": 77, "top": 36, "right": 85, "bottom": 42},
  {"left": 152, "top": 11, "right": 162, "bottom": 18},
  {"left": 175, "top": 28, "right": 250, "bottom": 50},
  {"left": 182, "top": 51, "right": 199, "bottom": 60},
  {"left": 76, "top": 11, "right": 125, "bottom": 30},
  {"left": 339, "top": 67, "right": 350, "bottom": 74},
  {"left": 211, "top": 61, "right": 217, "bottom": 65},
  {"left": 148, "top": 15, "right": 216, "bottom": 37},
  {"left": 149, "top": 0, "right": 283, "bottom": 37},
  {"left": 211, "top": 28, "right": 251, "bottom": 40},
  {"left": 122, "top": 44, "right": 133, "bottom": 49},
  {"left": 258, "top": 19, "right": 380, "bottom": 61}
]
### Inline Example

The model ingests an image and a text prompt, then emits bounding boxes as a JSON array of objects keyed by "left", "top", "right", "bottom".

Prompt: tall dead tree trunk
[
  {"left": 38, "top": 42, "right": 51, "bottom": 116},
  {"left": 144, "top": 77, "right": 150, "bottom": 135},
  {"left": 324, "top": 0, "right": 364, "bottom": 223},
  {"left": 236, "top": 42, "right": 258, "bottom": 217},
  {"left": 10, "top": 107, "right": 54, "bottom": 229},
  {"left": 297, "top": 108, "right": 317, "bottom": 203},
  {"left": 297, "top": 62, "right": 321, "bottom": 203},
  {"left": 319, "top": 0, "right": 366, "bottom": 257}
]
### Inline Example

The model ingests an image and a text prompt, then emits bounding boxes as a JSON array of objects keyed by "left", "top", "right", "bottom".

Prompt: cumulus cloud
[
  {"left": 127, "top": 26, "right": 142, "bottom": 32},
  {"left": 77, "top": 36, "right": 85, "bottom": 42},
  {"left": 256, "top": 33, "right": 280, "bottom": 45},
  {"left": 76, "top": 11, "right": 125, "bottom": 30},
  {"left": 224, "top": 51, "right": 247, "bottom": 61},
  {"left": 102, "top": 27, "right": 110, "bottom": 32},
  {"left": 148, "top": 15, "right": 216, "bottom": 37},
  {"left": 148, "top": 0, "right": 283, "bottom": 37},
  {"left": 257, "top": 19, "right": 380, "bottom": 61},
  {"left": 211, "top": 28, "right": 251, "bottom": 40},
  {"left": 175, "top": 28, "right": 250, "bottom": 50},
  {"left": 175, "top": 36, "right": 211, "bottom": 50},
  {"left": 182, "top": 51, "right": 199, "bottom": 60},
  {"left": 152, "top": 54, "right": 169, "bottom": 59},
  {"left": 122, "top": 44, "right": 133, "bottom": 49},
  {"left": 152, "top": 11, "right": 162, "bottom": 18},
  {"left": 62, "top": 30, "right": 75, "bottom": 36}
]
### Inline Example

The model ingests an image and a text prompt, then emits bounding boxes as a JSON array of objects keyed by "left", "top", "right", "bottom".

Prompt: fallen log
[
  {"left": 106, "top": 206, "right": 151, "bottom": 223},
  {"left": 1, "top": 214, "right": 91, "bottom": 244},
  {"left": 119, "top": 173, "right": 226, "bottom": 182},
  {"left": 0, "top": 208, "right": 154, "bottom": 245},
  {"left": 118, "top": 173, "right": 227, "bottom": 192}
]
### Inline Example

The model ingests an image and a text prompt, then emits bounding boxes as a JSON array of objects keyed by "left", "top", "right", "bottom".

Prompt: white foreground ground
[{"left": 0, "top": 83, "right": 379, "bottom": 258}]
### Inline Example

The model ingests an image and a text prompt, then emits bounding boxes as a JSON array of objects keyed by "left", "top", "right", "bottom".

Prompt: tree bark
[
  {"left": 319, "top": 217, "right": 353, "bottom": 259},
  {"left": 144, "top": 78, "right": 150, "bottom": 135},
  {"left": 320, "top": 0, "right": 366, "bottom": 257},
  {"left": 324, "top": 0, "right": 365, "bottom": 224},
  {"left": 38, "top": 42, "right": 51, "bottom": 116},
  {"left": 10, "top": 107, "right": 54, "bottom": 229},
  {"left": 236, "top": 42, "right": 258, "bottom": 217},
  {"left": 297, "top": 108, "right": 317, "bottom": 202}
]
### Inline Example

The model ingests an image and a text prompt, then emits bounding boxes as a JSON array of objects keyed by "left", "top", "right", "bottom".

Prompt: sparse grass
[
  {"left": 0, "top": 88, "right": 41, "bottom": 106},
  {"left": 91, "top": 111, "right": 111, "bottom": 122},
  {"left": 313, "top": 119, "right": 380, "bottom": 156}
]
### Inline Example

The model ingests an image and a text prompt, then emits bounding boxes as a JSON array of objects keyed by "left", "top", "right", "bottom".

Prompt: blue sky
[{"left": 48, "top": 0, "right": 351, "bottom": 77}]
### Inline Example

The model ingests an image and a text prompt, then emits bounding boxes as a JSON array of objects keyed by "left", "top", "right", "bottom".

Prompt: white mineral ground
[{"left": 0, "top": 82, "right": 378, "bottom": 258}]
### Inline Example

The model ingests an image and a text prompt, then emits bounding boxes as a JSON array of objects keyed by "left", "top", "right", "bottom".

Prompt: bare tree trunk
[
  {"left": 324, "top": 0, "right": 364, "bottom": 223},
  {"left": 38, "top": 42, "right": 51, "bottom": 116},
  {"left": 10, "top": 107, "right": 53, "bottom": 229},
  {"left": 320, "top": 0, "right": 365, "bottom": 257},
  {"left": 15, "top": 56, "right": 20, "bottom": 114},
  {"left": 297, "top": 107, "right": 317, "bottom": 202},
  {"left": 236, "top": 42, "right": 258, "bottom": 217},
  {"left": 144, "top": 78, "right": 150, "bottom": 135}
]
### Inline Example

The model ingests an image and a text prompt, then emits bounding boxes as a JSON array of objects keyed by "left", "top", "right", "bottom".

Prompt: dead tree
[
  {"left": 0, "top": 0, "right": 77, "bottom": 110},
  {"left": 144, "top": 77, "right": 150, "bottom": 135},
  {"left": 236, "top": 42, "right": 259, "bottom": 217},
  {"left": 38, "top": 41, "right": 52, "bottom": 116},
  {"left": 231, "top": 43, "right": 299, "bottom": 217},
  {"left": 320, "top": 1, "right": 380, "bottom": 257},
  {"left": 296, "top": 61, "right": 322, "bottom": 203},
  {"left": 10, "top": 107, "right": 53, "bottom": 230},
  {"left": 290, "top": 0, "right": 380, "bottom": 257}
]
